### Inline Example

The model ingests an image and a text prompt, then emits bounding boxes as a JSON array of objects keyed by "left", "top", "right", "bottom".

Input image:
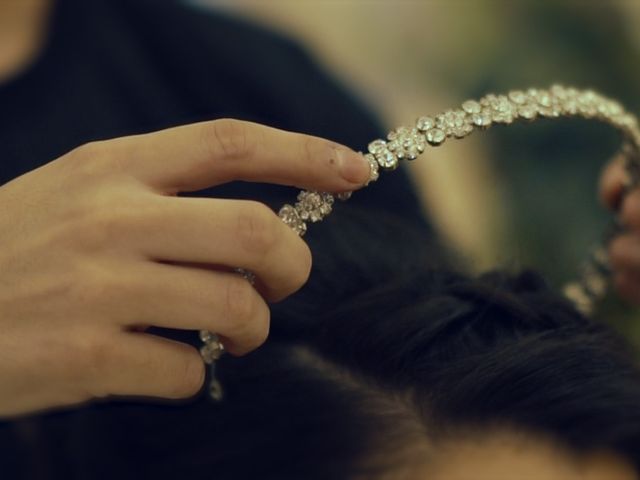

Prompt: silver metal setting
[{"left": 201, "top": 85, "right": 640, "bottom": 399}]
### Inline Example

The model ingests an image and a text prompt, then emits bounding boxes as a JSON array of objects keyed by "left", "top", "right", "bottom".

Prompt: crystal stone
[
  {"left": 199, "top": 329, "right": 214, "bottom": 343},
  {"left": 537, "top": 92, "right": 553, "bottom": 107},
  {"left": 364, "top": 153, "right": 380, "bottom": 183},
  {"left": 234, "top": 267, "right": 256, "bottom": 285},
  {"left": 200, "top": 340, "right": 224, "bottom": 365},
  {"left": 550, "top": 84, "right": 567, "bottom": 98},
  {"left": 278, "top": 204, "right": 307, "bottom": 236},
  {"left": 536, "top": 92, "right": 560, "bottom": 117},
  {"left": 563, "top": 282, "right": 593, "bottom": 316},
  {"left": 517, "top": 104, "right": 537, "bottom": 120},
  {"left": 209, "top": 379, "right": 224, "bottom": 401},
  {"left": 450, "top": 110, "right": 471, "bottom": 138},
  {"left": 416, "top": 116, "right": 435, "bottom": 132},
  {"left": 295, "top": 191, "right": 334, "bottom": 222},
  {"left": 387, "top": 126, "right": 426, "bottom": 160},
  {"left": 462, "top": 100, "right": 481, "bottom": 114},
  {"left": 425, "top": 128, "right": 446, "bottom": 146},
  {"left": 578, "top": 91, "right": 598, "bottom": 117},
  {"left": 508, "top": 90, "right": 527, "bottom": 105},
  {"left": 471, "top": 110, "right": 492, "bottom": 128},
  {"left": 490, "top": 96, "right": 515, "bottom": 124},
  {"left": 560, "top": 98, "right": 579, "bottom": 115},
  {"left": 375, "top": 148, "right": 398, "bottom": 170},
  {"left": 480, "top": 94, "right": 498, "bottom": 108},
  {"left": 367, "top": 139, "right": 387, "bottom": 155}
]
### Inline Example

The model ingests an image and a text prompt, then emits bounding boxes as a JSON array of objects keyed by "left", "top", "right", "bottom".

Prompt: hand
[
  {"left": 599, "top": 153, "right": 640, "bottom": 304},
  {"left": 0, "top": 119, "right": 370, "bottom": 417}
]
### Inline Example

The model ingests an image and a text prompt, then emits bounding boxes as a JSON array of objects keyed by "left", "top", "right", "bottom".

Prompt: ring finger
[
  {"left": 128, "top": 195, "right": 311, "bottom": 302},
  {"left": 110, "top": 260, "right": 270, "bottom": 356}
]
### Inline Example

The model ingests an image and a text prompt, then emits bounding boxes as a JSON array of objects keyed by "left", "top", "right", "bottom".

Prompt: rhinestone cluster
[
  {"left": 278, "top": 191, "right": 336, "bottom": 235},
  {"left": 199, "top": 267, "right": 255, "bottom": 400},
  {"left": 367, "top": 85, "right": 638, "bottom": 161},
  {"left": 198, "top": 329, "right": 225, "bottom": 400},
  {"left": 202, "top": 85, "right": 640, "bottom": 398}
]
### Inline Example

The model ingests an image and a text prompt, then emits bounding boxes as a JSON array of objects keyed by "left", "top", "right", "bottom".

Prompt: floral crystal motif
[
  {"left": 387, "top": 126, "right": 426, "bottom": 160},
  {"left": 202, "top": 85, "right": 640, "bottom": 398},
  {"left": 199, "top": 331, "right": 224, "bottom": 364},
  {"left": 278, "top": 204, "right": 307, "bottom": 236},
  {"left": 295, "top": 191, "right": 335, "bottom": 222},
  {"left": 364, "top": 153, "right": 380, "bottom": 183},
  {"left": 275, "top": 85, "right": 640, "bottom": 315}
]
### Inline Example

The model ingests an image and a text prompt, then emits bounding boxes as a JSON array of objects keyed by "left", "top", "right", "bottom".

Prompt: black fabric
[
  {"left": 0, "top": 0, "right": 430, "bottom": 228},
  {"left": 0, "top": 1, "right": 433, "bottom": 477}
]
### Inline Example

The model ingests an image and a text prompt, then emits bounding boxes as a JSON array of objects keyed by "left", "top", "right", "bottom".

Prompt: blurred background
[{"left": 197, "top": 0, "right": 640, "bottom": 342}]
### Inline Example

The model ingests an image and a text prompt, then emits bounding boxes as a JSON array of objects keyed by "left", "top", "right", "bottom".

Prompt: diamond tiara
[{"left": 201, "top": 84, "right": 640, "bottom": 400}]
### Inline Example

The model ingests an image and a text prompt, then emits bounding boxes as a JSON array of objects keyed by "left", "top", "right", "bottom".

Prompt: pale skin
[
  {"left": 0, "top": 1, "right": 373, "bottom": 417},
  {"left": 421, "top": 431, "right": 637, "bottom": 480},
  {"left": 0, "top": 1, "right": 638, "bottom": 478}
]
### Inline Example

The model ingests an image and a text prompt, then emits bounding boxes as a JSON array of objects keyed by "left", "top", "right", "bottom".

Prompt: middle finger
[{"left": 128, "top": 195, "right": 312, "bottom": 302}]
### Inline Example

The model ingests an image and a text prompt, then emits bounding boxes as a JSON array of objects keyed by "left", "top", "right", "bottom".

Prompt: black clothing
[
  {"left": 0, "top": 0, "right": 428, "bottom": 228},
  {"left": 0, "top": 0, "right": 432, "bottom": 478}
]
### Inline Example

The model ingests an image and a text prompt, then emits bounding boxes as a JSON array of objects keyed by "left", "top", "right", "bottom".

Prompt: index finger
[{"left": 105, "top": 118, "right": 372, "bottom": 194}]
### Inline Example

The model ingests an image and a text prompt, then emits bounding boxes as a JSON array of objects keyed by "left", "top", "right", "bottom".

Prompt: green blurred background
[{"left": 204, "top": 0, "right": 640, "bottom": 344}]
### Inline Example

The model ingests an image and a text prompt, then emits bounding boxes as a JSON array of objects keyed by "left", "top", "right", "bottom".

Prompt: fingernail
[{"left": 334, "top": 147, "right": 370, "bottom": 185}]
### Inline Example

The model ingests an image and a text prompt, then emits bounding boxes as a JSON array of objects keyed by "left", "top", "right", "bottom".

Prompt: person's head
[{"left": 34, "top": 205, "right": 640, "bottom": 480}]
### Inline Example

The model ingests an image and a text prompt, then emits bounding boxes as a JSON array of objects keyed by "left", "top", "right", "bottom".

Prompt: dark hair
[{"left": 5, "top": 206, "right": 640, "bottom": 480}]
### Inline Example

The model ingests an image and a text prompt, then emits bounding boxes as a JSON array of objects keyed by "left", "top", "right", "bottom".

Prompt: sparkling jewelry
[
  {"left": 199, "top": 268, "right": 255, "bottom": 401},
  {"left": 201, "top": 85, "right": 640, "bottom": 400}
]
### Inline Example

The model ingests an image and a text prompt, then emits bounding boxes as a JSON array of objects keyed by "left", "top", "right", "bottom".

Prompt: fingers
[
  {"left": 101, "top": 118, "right": 370, "bottom": 194},
  {"left": 599, "top": 153, "right": 628, "bottom": 211},
  {"left": 109, "top": 261, "right": 270, "bottom": 356},
  {"left": 126, "top": 196, "right": 311, "bottom": 302},
  {"left": 609, "top": 234, "right": 640, "bottom": 305},
  {"left": 90, "top": 333, "right": 206, "bottom": 400},
  {"left": 600, "top": 155, "right": 640, "bottom": 304}
]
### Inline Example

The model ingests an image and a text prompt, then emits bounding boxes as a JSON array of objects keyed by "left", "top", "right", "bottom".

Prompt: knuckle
[
  {"left": 300, "top": 136, "right": 324, "bottom": 178},
  {"left": 62, "top": 138, "right": 136, "bottom": 183},
  {"left": 63, "top": 141, "right": 112, "bottom": 176},
  {"left": 205, "top": 118, "right": 255, "bottom": 161},
  {"left": 69, "top": 263, "right": 123, "bottom": 308},
  {"left": 300, "top": 136, "right": 333, "bottom": 176},
  {"left": 71, "top": 141, "right": 109, "bottom": 162},
  {"left": 52, "top": 182, "right": 143, "bottom": 250},
  {"left": 221, "top": 277, "right": 270, "bottom": 352},
  {"left": 301, "top": 135, "right": 316, "bottom": 163},
  {"left": 230, "top": 301, "right": 271, "bottom": 355},
  {"left": 223, "top": 275, "right": 256, "bottom": 326},
  {"left": 171, "top": 351, "right": 205, "bottom": 398},
  {"left": 235, "top": 202, "right": 280, "bottom": 258},
  {"left": 91, "top": 209, "right": 127, "bottom": 240},
  {"left": 69, "top": 209, "right": 127, "bottom": 251},
  {"left": 65, "top": 196, "right": 144, "bottom": 251},
  {"left": 64, "top": 333, "right": 114, "bottom": 397}
]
